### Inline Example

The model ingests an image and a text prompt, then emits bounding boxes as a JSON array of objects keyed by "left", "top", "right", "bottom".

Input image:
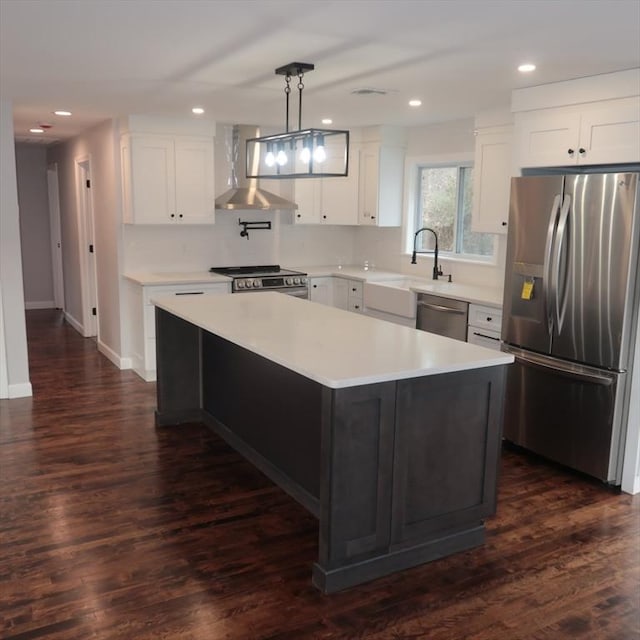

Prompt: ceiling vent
[{"left": 351, "top": 88, "right": 388, "bottom": 96}]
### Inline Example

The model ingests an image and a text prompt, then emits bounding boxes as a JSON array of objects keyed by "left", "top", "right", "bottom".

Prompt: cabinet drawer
[
  {"left": 468, "top": 304, "right": 502, "bottom": 332},
  {"left": 143, "top": 282, "right": 229, "bottom": 306},
  {"left": 467, "top": 327, "right": 501, "bottom": 350},
  {"left": 348, "top": 281, "right": 363, "bottom": 299},
  {"left": 349, "top": 299, "right": 364, "bottom": 313}
]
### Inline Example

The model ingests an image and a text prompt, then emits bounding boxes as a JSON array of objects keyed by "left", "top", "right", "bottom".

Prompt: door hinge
[
  {"left": 92, "top": 307, "right": 97, "bottom": 316},
  {"left": 89, "top": 244, "right": 94, "bottom": 253},
  {"left": 86, "top": 179, "right": 91, "bottom": 188}
]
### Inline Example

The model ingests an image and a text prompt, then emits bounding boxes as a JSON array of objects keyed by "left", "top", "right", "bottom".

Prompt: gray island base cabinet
[{"left": 153, "top": 297, "right": 509, "bottom": 593}]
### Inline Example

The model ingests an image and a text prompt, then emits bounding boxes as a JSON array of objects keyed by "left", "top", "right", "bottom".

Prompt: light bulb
[
  {"left": 265, "top": 151, "right": 275, "bottom": 167},
  {"left": 276, "top": 148, "right": 288, "bottom": 166},
  {"left": 313, "top": 144, "right": 326, "bottom": 163},
  {"left": 300, "top": 146, "right": 311, "bottom": 164}
]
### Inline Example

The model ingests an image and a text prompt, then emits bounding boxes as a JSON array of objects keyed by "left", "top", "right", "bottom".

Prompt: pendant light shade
[{"left": 246, "top": 62, "right": 349, "bottom": 179}]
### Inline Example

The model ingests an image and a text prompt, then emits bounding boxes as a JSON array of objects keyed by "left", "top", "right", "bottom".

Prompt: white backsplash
[{"left": 123, "top": 214, "right": 356, "bottom": 272}]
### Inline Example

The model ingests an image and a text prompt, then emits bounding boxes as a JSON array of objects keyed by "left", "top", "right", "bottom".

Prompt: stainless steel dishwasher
[{"left": 416, "top": 293, "right": 468, "bottom": 341}]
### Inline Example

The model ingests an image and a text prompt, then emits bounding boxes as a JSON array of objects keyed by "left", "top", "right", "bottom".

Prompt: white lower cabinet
[
  {"left": 334, "top": 278, "right": 363, "bottom": 313},
  {"left": 132, "top": 282, "right": 230, "bottom": 381},
  {"left": 466, "top": 303, "right": 502, "bottom": 350},
  {"left": 308, "top": 277, "right": 334, "bottom": 305}
]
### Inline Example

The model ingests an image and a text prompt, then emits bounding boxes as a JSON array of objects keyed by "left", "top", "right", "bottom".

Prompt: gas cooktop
[{"left": 209, "top": 265, "right": 305, "bottom": 278}]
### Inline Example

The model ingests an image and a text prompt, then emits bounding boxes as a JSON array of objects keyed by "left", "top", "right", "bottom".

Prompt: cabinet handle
[
  {"left": 352, "top": 288, "right": 357, "bottom": 292},
  {"left": 297, "top": 214, "right": 301, "bottom": 218},
  {"left": 175, "top": 291, "right": 204, "bottom": 296},
  {"left": 567, "top": 148, "right": 575, "bottom": 156},
  {"left": 472, "top": 331, "right": 500, "bottom": 342},
  {"left": 178, "top": 214, "right": 183, "bottom": 218},
  {"left": 170, "top": 213, "right": 175, "bottom": 218},
  {"left": 354, "top": 305, "right": 360, "bottom": 310},
  {"left": 322, "top": 214, "right": 327, "bottom": 219},
  {"left": 313, "top": 284, "right": 317, "bottom": 288},
  {"left": 501, "top": 221, "right": 507, "bottom": 226},
  {"left": 578, "top": 148, "right": 586, "bottom": 155},
  {"left": 486, "top": 317, "right": 493, "bottom": 322},
  {"left": 371, "top": 216, "right": 376, "bottom": 220}
]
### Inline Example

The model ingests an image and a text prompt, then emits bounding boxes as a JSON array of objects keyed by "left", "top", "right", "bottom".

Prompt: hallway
[{"left": 1, "top": 310, "right": 639, "bottom": 639}]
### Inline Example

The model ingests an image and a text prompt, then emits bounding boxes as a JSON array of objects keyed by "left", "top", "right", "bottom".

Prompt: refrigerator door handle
[
  {"left": 504, "top": 346, "right": 614, "bottom": 386},
  {"left": 543, "top": 194, "right": 562, "bottom": 335},
  {"left": 552, "top": 194, "right": 571, "bottom": 333}
]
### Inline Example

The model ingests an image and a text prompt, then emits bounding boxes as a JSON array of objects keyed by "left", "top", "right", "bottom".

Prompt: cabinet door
[
  {"left": 333, "top": 278, "right": 350, "bottom": 310},
  {"left": 319, "top": 145, "right": 359, "bottom": 225},
  {"left": 472, "top": 128, "right": 512, "bottom": 234},
  {"left": 515, "top": 110, "right": 580, "bottom": 168},
  {"left": 174, "top": 138, "right": 215, "bottom": 224},
  {"left": 293, "top": 179, "right": 320, "bottom": 224},
  {"left": 359, "top": 144, "right": 379, "bottom": 225},
  {"left": 309, "top": 277, "right": 334, "bottom": 305},
  {"left": 578, "top": 98, "right": 640, "bottom": 165},
  {"left": 129, "top": 136, "right": 176, "bottom": 224}
]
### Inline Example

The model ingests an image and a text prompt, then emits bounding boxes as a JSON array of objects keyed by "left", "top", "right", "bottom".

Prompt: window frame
[{"left": 404, "top": 154, "right": 496, "bottom": 264}]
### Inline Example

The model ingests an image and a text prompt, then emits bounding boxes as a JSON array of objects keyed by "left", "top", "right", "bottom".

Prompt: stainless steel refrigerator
[{"left": 501, "top": 172, "right": 640, "bottom": 484}]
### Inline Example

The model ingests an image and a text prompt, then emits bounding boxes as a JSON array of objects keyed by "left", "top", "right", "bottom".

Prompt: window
[{"left": 412, "top": 164, "right": 494, "bottom": 259}]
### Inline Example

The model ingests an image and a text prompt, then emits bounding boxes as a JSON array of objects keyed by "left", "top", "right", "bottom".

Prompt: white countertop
[
  {"left": 152, "top": 292, "right": 512, "bottom": 389},
  {"left": 300, "top": 265, "right": 503, "bottom": 307},
  {"left": 125, "top": 265, "right": 503, "bottom": 307},
  {"left": 124, "top": 271, "right": 231, "bottom": 286}
]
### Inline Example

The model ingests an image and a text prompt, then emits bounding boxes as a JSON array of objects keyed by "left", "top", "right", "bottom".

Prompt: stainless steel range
[{"left": 209, "top": 265, "right": 308, "bottom": 298}]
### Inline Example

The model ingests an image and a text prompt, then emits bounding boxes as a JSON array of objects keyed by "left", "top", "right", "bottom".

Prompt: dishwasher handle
[{"left": 417, "top": 301, "right": 467, "bottom": 315}]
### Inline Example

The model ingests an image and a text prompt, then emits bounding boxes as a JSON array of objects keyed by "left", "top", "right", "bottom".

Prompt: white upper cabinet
[
  {"left": 471, "top": 125, "right": 513, "bottom": 235},
  {"left": 515, "top": 97, "right": 640, "bottom": 168},
  {"left": 293, "top": 144, "right": 360, "bottom": 225},
  {"left": 358, "top": 142, "right": 405, "bottom": 227},
  {"left": 121, "top": 133, "right": 215, "bottom": 225}
]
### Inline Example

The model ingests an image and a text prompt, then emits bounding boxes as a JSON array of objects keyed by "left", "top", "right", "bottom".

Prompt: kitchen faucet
[{"left": 411, "top": 227, "right": 450, "bottom": 281}]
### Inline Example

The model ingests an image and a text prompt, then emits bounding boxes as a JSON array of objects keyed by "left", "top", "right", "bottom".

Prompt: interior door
[
  {"left": 551, "top": 173, "right": 638, "bottom": 370},
  {"left": 502, "top": 175, "right": 564, "bottom": 354}
]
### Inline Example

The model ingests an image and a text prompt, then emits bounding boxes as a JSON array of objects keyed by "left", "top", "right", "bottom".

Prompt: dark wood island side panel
[{"left": 154, "top": 307, "right": 508, "bottom": 593}]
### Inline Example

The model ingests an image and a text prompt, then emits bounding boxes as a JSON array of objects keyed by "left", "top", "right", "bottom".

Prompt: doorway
[
  {"left": 75, "top": 157, "right": 98, "bottom": 338},
  {"left": 47, "top": 163, "right": 65, "bottom": 310}
]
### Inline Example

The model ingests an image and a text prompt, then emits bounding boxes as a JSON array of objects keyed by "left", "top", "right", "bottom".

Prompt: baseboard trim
[
  {"left": 25, "top": 300, "right": 56, "bottom": 310},
  {"left": 64, "top": 312, "right": 84, "bottom": 335},
  {"left": 8, "top": 381, "right": 33, "bottom": 398},
  {"left": 98, "top": 340, "right": 124, "bottom": 369}
]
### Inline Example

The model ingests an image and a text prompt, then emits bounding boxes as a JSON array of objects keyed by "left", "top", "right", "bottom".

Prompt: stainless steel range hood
[{"left": 215, "top": 125, "right": 298, "bottom": 211}]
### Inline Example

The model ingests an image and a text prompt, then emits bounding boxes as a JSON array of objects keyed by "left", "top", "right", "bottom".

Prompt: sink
[{"left": 363, "top": 279, "right": 418, "bottom": 318}]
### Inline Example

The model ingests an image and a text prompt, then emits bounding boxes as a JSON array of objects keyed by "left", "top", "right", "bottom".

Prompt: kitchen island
[{"left": 152, "top": 292, "right": 513, "bottom": 593}]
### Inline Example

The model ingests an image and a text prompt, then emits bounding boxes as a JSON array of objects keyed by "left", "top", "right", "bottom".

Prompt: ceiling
[{"left": 2, "top": 0, "right": 639, "bottom": 144}]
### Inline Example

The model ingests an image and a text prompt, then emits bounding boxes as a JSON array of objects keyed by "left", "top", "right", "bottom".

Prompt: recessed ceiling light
[
  {"left": 192, "top": 107, "right": 205, "bottom": 115},
  {"left": 322, "top": 118, "right": 333, "bottom": 125},
  {"left": 518, "top": 63, "right": 536, "bottom": 73},
  {"left": 30, "top": 128, "right": 45, "bottom": 133},
  {"left": 54, "top": 110, "right": 72, "bottom": 116},
  {"left": 409, "top": 99, "right": 422, "bottom": 107}
]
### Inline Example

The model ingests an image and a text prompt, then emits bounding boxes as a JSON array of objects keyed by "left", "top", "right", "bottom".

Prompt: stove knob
[
  {"left": 237, "top": 280, "right": 245, "bottom": 289},
  {"left": 300, "top": 277, "right": 307, "bottom": 284},
  {"left": 293, "top": 277, "right": 300, "bottom": 285},
  {"left": 253, "top": 280, "right": 261, "bottom": 288},
  {"left": 285, "top": 277, "right": 293, "bottom": 285}
]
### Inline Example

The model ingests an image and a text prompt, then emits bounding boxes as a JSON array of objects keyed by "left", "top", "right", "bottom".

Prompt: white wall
[
  {"left": 353, "top": 118, "right": 508, "bottom": 290},
  {"left": 15, "top": 143, "right": 55, "bottom": 309},
  {"left": 47, "top": 119, "right": 124, "bottom": 365},
  {"left": 0, "top": 99, "right": 31, "bottom": 398}
]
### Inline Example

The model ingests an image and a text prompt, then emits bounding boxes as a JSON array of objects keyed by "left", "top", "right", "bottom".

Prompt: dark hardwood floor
[{"left": 1, "top": 309, "right": 638, "bottom": 640}]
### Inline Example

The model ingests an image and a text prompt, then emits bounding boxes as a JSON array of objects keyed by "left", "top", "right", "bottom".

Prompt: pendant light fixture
[{"left": 246, "top": 62, "right": 349, "bottom": 179}]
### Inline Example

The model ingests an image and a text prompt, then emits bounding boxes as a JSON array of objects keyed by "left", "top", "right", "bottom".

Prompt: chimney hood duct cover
[{"left": 215, "top": 125, "right": 297, "bottom": 210}]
